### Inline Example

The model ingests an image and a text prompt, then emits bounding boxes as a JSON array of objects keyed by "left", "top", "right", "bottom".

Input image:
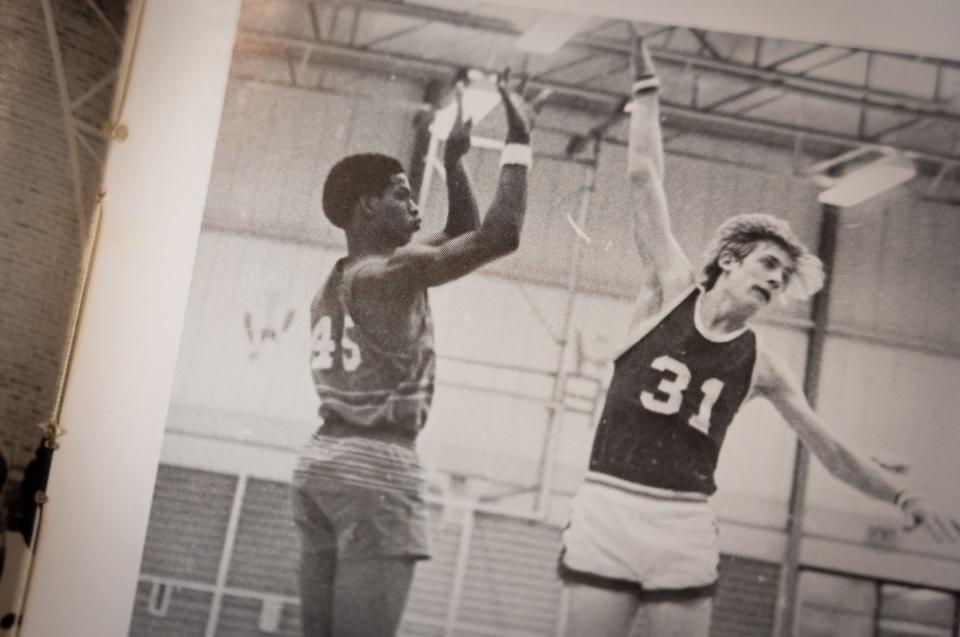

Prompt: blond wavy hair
[{"left": 699, "top": 214, "right": 824, "bottom": 300}]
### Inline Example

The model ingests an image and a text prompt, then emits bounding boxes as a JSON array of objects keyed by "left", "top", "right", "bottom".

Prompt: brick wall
[{"left": 0, "top": 0, "right": 126, "bottom": 475}]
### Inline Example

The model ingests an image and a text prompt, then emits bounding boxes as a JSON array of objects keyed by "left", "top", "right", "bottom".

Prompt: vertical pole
[
  {"left": 871, "top": 581, "right": 882, "bottom": 637},
  {"left": 951, "top": 590, "right": 959, "bottom": 637},
  {"left": 534, "top": 141, "right": 601, "bottom": 517},
  {"left": 204, "top": 474, "right": 249, "bottom": 637},
  {"left": 443, "top": 506, "right": 475, "bottom": 637},
  {"left": 554, "top": 584, "right": 571, "bottom": 637},
  {"left": 773, "top": 202, "right": 840, "bottom": 637},
  {"left": 857, "top": 53, "right": 874, "bottom": 138}
]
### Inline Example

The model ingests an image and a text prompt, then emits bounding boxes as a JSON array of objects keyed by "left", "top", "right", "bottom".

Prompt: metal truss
[
  {"left": 39, "top": 0, "right": 124, "bottom": 238},
  {"left": 235, "top": 0, "right": 960, "bottom": 184}
]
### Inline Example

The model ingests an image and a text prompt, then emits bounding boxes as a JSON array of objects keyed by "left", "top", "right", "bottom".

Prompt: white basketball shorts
[{"left": 559, "top": 475, "right": 719, "bottom": 598}]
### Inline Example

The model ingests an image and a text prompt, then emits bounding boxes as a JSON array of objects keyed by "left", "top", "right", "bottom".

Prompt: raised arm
[
  {"left": 356, "top": 71, "right": 532, "bottom": 294},
  {"left": 754, "top": 349, "right": 960, "bottom": 542},
  {"left": 626, "top": 35, "right": 694, "bottom": 327},
  {"left": 422, "top": 84, "right": 481, "bottom": 245}
]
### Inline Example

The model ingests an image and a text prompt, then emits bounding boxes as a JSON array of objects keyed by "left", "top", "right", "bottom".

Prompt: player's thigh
[
  {"left": 333, "top": 557, "right": 417, "bottom": 637},
  {"left": 563, "top": 583, "right": 639, "bottom": 637},
  {"left": 640, "top": 596, "right": 712, "bottom": 637}
]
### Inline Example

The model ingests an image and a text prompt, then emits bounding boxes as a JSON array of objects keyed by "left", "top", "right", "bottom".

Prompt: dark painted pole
[{"left": 773, "top": 200, "right": 841, "bottom": 637}]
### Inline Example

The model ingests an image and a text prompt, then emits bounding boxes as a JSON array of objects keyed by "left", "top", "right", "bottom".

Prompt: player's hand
[
  {"left": 497, "top": 68, "right": 535, "bottom": 145},
  {"left": 902, "top": 495, "right": 960, "bottom": 543},
  {"left": 443, "top": 82, "right": 473, "bottom": 167}
]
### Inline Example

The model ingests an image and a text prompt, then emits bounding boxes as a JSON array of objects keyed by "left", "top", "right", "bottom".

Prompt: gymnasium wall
[
  {"left": 0, "top": 1, "right": 124, "bottom": 472},
  {"left": 168, "top": 64, "right": 960, "bottom": 551}
]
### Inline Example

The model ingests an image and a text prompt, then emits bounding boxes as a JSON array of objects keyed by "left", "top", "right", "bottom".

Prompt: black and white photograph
[{"left": 11, "top": 2, "right": 960, "bottom": 636}]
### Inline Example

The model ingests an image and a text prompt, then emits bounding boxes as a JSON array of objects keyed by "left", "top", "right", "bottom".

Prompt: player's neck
[
  {"left": 699, "top": 287, "right": 752, "bottom": 334},
  {"left": 345, "top": 230, "right": 395, "bottom": 258}
]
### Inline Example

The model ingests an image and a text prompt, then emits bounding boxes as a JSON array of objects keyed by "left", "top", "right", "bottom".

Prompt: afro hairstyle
[{"left": 321, "top": 153, "right": 406, "bottom": 229}]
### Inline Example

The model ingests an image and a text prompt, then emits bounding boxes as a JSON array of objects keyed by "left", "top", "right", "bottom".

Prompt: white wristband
[
  {"left": 632, "top": 76, "right": 661, "bottom": 95},
  {"left": 500, "top": 143, "right": 533, "bottom": 168}
]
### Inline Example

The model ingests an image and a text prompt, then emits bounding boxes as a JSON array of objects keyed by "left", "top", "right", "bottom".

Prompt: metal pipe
[
  {"left": 533, "top": 139, "right": 601, "bottom": 516},
  {"left": 442, "top": 506, "right": 475, "bottom": 637},
  {"left": 235, "top": 31, "right": 960, "bottom": 166},
  {"left": 204, "top": 474, "right": 248, "bottom": 637},
  {"left": 773, "top": 202, "right": 841, "bottom": 637},
  {"left": 82, "top": 0, "right": 123, "bottom": 45},
  {"left": 288, "top": 1, "right": 960, "bottom": 116},
  {"left": 579, "top": 37, "right": 960, "bottom": 121},
  {"left": 69, "top": 69, "right": 119, "bottom": 112},
  {"left": 40, "top": 0, "right": 87, "bottom": 236}
]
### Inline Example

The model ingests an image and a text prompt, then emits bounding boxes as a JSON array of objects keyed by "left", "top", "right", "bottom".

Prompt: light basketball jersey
[
  {"left": 309, "top": 257, "right": 436, "bottom": 437},
  {"left": 589, "top": 287, "right": 758, "bottom": 495}
]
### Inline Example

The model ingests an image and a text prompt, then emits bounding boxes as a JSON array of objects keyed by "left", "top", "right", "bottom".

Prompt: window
[
  {"left": 798, "top": 571, "right": 875, "bottom": 637},
  {"left": 798, "top": 570, "right": 959, "bottom": 637},
  {"left": 879, "top": 585, "right": 954, "bottom": 637}
]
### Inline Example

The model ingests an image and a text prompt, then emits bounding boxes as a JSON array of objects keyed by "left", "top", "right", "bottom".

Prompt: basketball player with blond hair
[{"left": 559, "top": 36, "right": 960, "bottom": 637}]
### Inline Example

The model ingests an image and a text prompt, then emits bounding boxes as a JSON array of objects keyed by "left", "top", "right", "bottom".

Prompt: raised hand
[
  {"left": 902, "top": 496, "right": 960, "bottom": 543},
  {"left": 497, "top": 68, "right": 534, "bottom": 145},
  {"left": 443, "top": 82, "right": 473, "bottom": 167}
]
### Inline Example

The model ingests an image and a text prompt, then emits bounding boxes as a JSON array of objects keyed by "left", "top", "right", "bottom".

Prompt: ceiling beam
[
  {"left": 297, "top": 0, "right": 959, "bottom": 117},
  {"left": 235, "top": 30, "right": 960, "bottom": 167},
  {"left": 581, "top": 37, "right": 960, "bottom": 124},
  {"left": 473, "top": 0, "right": 960, "bottom": 63}
]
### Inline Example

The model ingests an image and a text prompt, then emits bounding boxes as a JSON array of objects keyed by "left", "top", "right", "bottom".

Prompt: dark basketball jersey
[
  {"left": 589, "top": 287, "right": 758, "bottom": 495},
  {"left": 309, "top": 257, "right": 436, "bottom": 437}
]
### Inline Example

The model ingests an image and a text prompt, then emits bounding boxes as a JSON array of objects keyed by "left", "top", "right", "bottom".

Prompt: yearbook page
[{"left": 21, "top": 3, "right": 960, "bottom": 637}]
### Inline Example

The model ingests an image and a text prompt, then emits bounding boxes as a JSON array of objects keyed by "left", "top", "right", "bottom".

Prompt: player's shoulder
[
  {"left": 346, "top": 253, "right": 424, "bottom": 316},
  {"left": 350, "top": 244, "right": 440, "bottom": 289}
]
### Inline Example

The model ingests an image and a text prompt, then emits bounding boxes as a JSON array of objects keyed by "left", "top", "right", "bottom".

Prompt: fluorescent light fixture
[
  {"left": 817, "top": 153, "right": 916, "bottom": 207},
  {"left": 515, "top": 13, "right": 589, "bottom": 55},
  {"left": 429, "top": 79, "right": 501, "bottom": 140}
]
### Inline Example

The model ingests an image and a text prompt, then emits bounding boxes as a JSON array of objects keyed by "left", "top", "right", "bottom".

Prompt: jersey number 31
[
  {"left": 640, "top": 355, "right": 724, "bottom": 435},
  {"left": 311, "top": 315, "right": 361, "bottom": 372}
]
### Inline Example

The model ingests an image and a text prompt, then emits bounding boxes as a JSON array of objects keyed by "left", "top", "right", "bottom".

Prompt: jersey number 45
[{"left": 310, "top": 315, "right": 361, "bottom": 372}]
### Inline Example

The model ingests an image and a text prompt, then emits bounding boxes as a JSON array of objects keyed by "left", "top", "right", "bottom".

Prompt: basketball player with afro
[
  {"left": 292, "top": 74, "right": 535, "bottom": 637},
  {"left": 558, "top": 36, "right": 960, "bottom": 637}
]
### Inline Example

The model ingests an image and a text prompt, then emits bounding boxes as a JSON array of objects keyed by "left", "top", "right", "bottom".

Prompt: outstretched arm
[
  {"left": 356, "top": 71, "right": 532, "bottom": 296},
  {"left": 755, "top": 349, "right": 960, "bottom": 543},
  {"left": 625, "top": 36, "right": 694, "bottom": 330}
]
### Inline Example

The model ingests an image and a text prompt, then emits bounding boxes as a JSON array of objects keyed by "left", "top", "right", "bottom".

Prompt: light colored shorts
[
  {"left": 559, "top": 475, "right": 719, "bottom": 598},
  {"left": 292, "top": 434, "right": 431, "bottom": 560}
]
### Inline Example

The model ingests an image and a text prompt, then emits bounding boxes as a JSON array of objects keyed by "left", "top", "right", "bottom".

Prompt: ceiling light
[{"left": 813, "top": 147, "right": 916, "bottom": 207}]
